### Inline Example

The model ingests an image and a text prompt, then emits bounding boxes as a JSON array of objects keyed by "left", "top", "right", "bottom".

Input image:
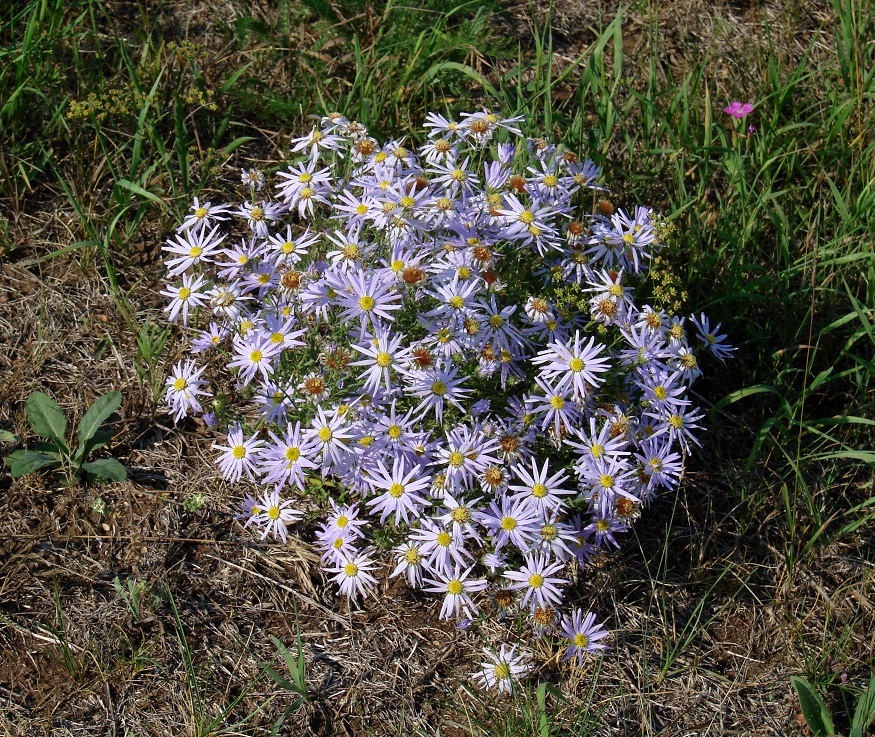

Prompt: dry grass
[{"left": 1, "top": 0, "right": 874, "bottom": 735}]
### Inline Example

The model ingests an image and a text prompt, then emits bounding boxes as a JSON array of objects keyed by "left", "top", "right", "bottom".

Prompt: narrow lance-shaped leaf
[
  {"left": 75, "top": 390, "right": 121, "bottom": 463},
  {"left": 850, "top": 674, "right": 875, "bottom": 737}
]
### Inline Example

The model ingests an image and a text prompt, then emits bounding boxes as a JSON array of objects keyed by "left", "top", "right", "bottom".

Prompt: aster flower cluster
[{"left": 160, "top": 109, "right": 734, "bottom": 691}]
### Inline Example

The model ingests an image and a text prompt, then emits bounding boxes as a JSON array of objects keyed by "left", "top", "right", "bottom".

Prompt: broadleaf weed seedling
[
  {"left": 113, "top": 576, "right": 162, "bottom": 622},
  {"left": 4, "top": 389, "right": 127, "bottom": 485}
]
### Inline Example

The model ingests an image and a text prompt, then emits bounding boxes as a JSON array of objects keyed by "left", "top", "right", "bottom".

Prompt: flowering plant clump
[{"left": 160, "top": 109, "right": 734, "bottom": 691}]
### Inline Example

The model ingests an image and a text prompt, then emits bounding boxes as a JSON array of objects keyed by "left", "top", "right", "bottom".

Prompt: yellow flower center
[
  {"left": 501, "top": 516, "right": 517, "bottom": 531},
  {"left": 528, "top": 574, "right": 544, "bottom": 588},
  {"left": 447, "top": 579, "right": 463, "bottom": 595},
  {"left": 375, "top": 351, "right": 392, "bottom": 368},
  {"left": 173, "top": 377, "right": 188, "bottom": 391},
  {"left": 599, "top": 474, "right": 614, "bottom": 489},
  {"left": 285, "top": 447, "right": 300, "bottom": 462},
  {"left": 448, "top": 451, "right": 464, "bottom": 467},
  {"left": 569, "top": 357, "right": 584, "bottom": 372},
  {"left": 336, "top": 515, "right": 348, "bottom": 528},
  {"left": 646, "top": 312, "right": 663, "bottom": 328},
  {"left": 195, "top": 207, "right": 207, "bottom": 218},
  {"left": 250, "top": 350, "right": 263, "bottom": 363},
  {"left": 344, "top": 562, "right": 358, "bottom": 577},
  {"left": 387, "top": 424, "right": 402, "bottom": 439},
  {"left": 590, "top": 444, "right": 604, "bottom": 459},
  {"left": 268, "top": 506, "right": 280, "bottom": 520},
  {"left": 250, "top": 207, "right": 263, "bottom": 221},
  {"left": 232, "top": 445, "right": 246, "bottom": 459},
  {"left": 532, "top": 484, "right": 547, "bottom": 498},
  {"left": 388, "top": 483, "right": 404, "bottom": 498},
  {"left": 654, "top": 386, "right": 668, "bottom": 400},
  {"left": 451, "top": 506, "right": 470, "bottom": 523},
  {"left": 448, "top": 295, "right": 465, "bottom": 310},
  {"left": 189, "top": 246, "right": 203, "bottom": 258},
  {"left": 669, "top": 414, "right": 684, "bottom": 429},
  {"left": 318, "top": 427, "right": 333, "bottom": 442},
  {"left": 400, "top": 196, "right": 415, "bottom": 208},
  {"left": 519, "top": 210, "right": 535, "bottom": 224},
  {"left": 431, "top": 381, "right": 446, "bottom": 396},
  {"left": 436, "top": 531, "right": 452, "bottom": 547},
  {"left": 573, "top": 633, "right": 589, "bottom": 648},
  {"left": 298, "top": 172, "right": 312, "bottom": 183},
  {"left": 493, "top": 663, "right": 510, "bottom": 680},
  {"left": 550, "top": 396, "right": 565, "bottom": 410},
  {"left": 358, "top": 295, "right": 375, "bottom": 311}
]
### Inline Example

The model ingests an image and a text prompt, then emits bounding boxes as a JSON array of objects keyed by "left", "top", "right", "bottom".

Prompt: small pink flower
[{"left": 723, "top": 101, "right": 755, "bottom": 119}]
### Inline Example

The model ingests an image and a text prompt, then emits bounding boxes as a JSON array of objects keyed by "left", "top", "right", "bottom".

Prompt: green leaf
[
  {"left": 850, "top": 674, "right": 875, "bottom": 737},
  {"left": 7, "top": 450, "right": 60, "bottom": 477},
  {"left": 75, "top": 390, "right": 121, "bottom": 463},
  {"left": 26, "top": 392, "right": 68, "bottom": 452},
  {"left": 222, "top": 136, "right": 255, "bottom": 155},
  {"left": 0, "top": 430, "right": 17, "bottom": 443},
  {"left": 116, "top": 178, "right": 168, "bottom": 209},
  {"left": 791, "top": 676, "right": 836, "bottom": 737},
  {"left": 270, "top": 634, "right": 307, "bottom": 697},
  {"left": 220, "top": 63, "right": 256, "bottom": 94},
  {"left": 81, "top": 458, "right": 127, "bottom": 482}
]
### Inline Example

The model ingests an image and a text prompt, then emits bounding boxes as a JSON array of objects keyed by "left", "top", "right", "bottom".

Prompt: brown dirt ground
[{"left": 1, "top": 0, "right": 873, "bottom": 735}]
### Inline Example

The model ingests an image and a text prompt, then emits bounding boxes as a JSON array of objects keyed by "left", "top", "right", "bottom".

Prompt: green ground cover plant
[
  {"left": 4, "top": 389, "right": 127, "bottom": 484},
  {"left": 0, "top": 0, "right": 872, "bottom": 734}
]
